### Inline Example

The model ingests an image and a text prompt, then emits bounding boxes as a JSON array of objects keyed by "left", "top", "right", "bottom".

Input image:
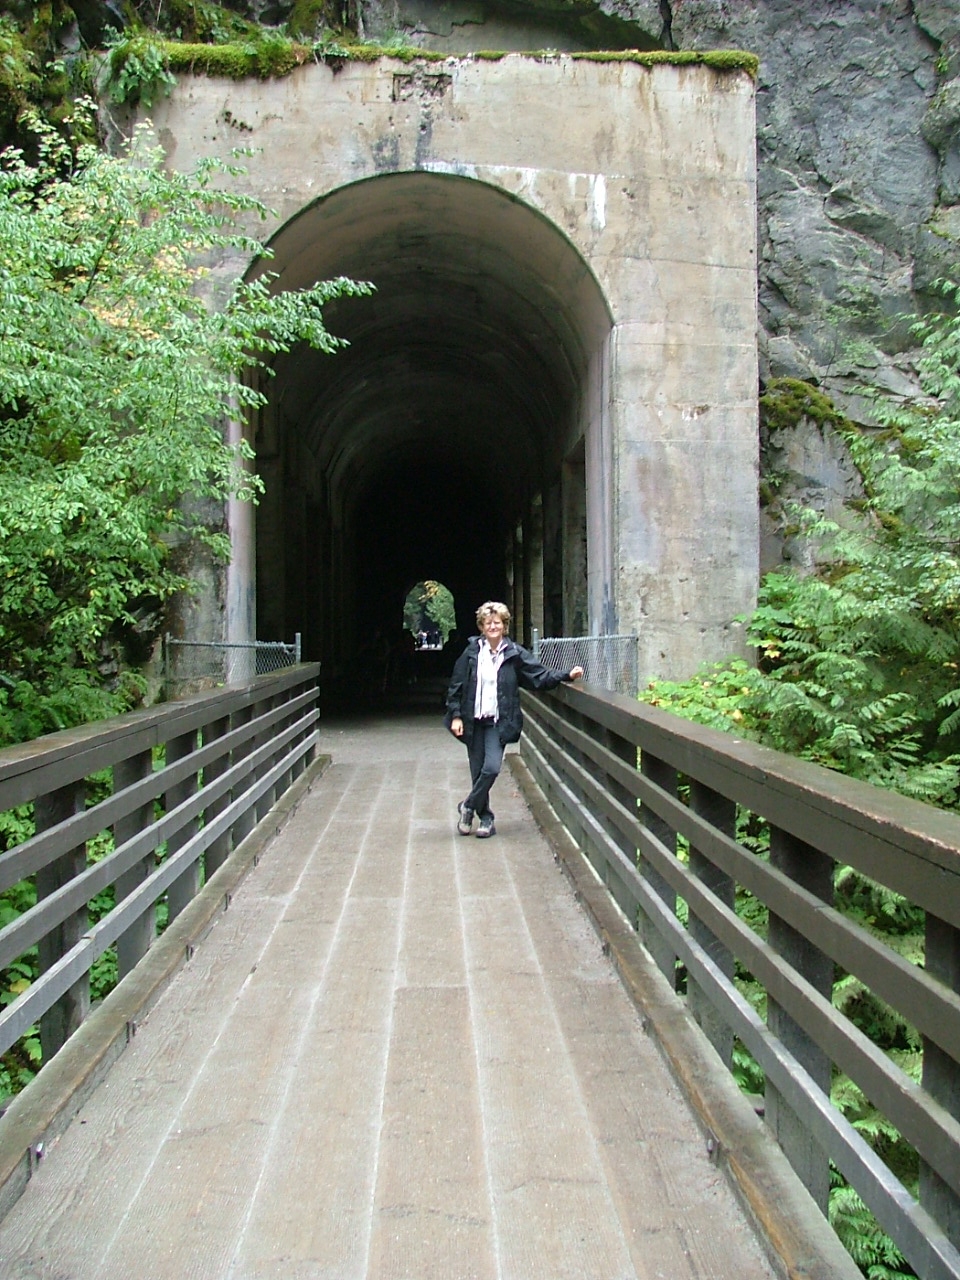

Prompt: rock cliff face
[
  {"left": 661, "top": 0, "right": 960, "bottom": 565},
  {"left": 364, "top": 0, "right": 960, "bottom": 413},
  {"left": 667, "top": 1, "right": 960, "bottom": 400}
]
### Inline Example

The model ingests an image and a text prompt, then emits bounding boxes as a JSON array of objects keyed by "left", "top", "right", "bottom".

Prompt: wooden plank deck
[{"left": 0, "top": 715, "right": 777, "bottom": 1279}]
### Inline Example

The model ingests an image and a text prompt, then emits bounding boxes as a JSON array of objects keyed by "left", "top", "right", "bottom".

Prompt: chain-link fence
[
  {"left": 532, "top": 632, "right": 638, "bottom": 698},
  {"left": 164, "top": 633, "right": 301, "bottom": 698}
]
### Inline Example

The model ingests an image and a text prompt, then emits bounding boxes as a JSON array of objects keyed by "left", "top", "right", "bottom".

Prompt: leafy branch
[{"left": 0, "top": 103, "right": 373, "bottom": 743}]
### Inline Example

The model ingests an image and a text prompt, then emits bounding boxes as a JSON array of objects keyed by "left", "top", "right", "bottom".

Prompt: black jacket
[{"left": 444, "top": 635, "right": 575, "bottom": 746}]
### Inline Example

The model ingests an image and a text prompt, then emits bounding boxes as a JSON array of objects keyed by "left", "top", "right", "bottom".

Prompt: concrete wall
[{"left": 148, "top": 53, "right": 758, "bottom": 680}]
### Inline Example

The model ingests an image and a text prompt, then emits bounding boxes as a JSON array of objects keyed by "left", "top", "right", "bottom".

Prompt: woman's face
[{"left": 482, "top": 613, "right": 505, "bottom": 646}]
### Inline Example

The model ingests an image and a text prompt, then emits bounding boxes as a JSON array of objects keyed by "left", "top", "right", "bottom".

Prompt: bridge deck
[{"left": 0, "top": 716, "right": 776, "bottom": 1279}]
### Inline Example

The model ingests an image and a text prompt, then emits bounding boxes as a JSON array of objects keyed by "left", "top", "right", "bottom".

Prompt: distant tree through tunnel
[{"left": 404, "top": 581, "right": 455, "bottom": 650}]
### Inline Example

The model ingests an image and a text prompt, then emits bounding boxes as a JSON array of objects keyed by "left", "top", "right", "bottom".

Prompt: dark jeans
[{"left": 464, "top": 719, "right": 504, "bottom": 820}]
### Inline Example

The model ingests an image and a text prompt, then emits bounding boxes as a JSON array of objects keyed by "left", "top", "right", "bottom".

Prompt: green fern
[{"left": 829, "top": 1172, "right": 916, "bottom": 1279}]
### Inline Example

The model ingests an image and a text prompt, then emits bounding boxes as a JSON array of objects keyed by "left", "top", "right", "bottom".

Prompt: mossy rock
[
  {"left": 759, "top": 377, "right": 849, "bottom": 434},
  {"left": 287, "top": 0, "right": 343, "bottom": 40},
  {"left": 0, "top": 20, "right": 40, "bottom": 132}
]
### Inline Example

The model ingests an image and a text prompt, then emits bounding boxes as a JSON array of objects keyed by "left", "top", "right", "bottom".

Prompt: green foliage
[
  {"left": 731, "top": 1037, "right": 765, "bottom": 1096},
  {"left": 101, "top": 32, "right": 177, "bottom": 108},
  {"left": 647, "top": 312, "right": 960, "bottom": 808},
  {"left": 0, "top": 803, "right": 33, "bottom": 856},
  {"left": 161, "top": 0, "right": 255, "bottom": 43},
  {"left": 829, "top": 1171, "right": 914, "bottom": 1279},
  {"left": 640, "top": 658, "right": 765, "bottom": 737},
  {"left": 650, "top": 283, "right": 960, "bottom": 807},
  {"left": 0, "top": 754, "right": 170, "bottom": 1098},
  {"left": 645, "top": 574, "right": 941, "bottom": 1277},
  {"left": 0, "top": 8, "right": 102, "bottom": 151},
  {"left": 744, "top": 573, "right": 960, "bottom": 804},
  {"left": 0, "top": 104, "right": 371, "bottom": 745}
]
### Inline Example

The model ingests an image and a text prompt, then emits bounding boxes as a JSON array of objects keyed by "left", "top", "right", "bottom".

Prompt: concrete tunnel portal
[{"left": 251, "top": 171, "right": 614, "bottom": 700}]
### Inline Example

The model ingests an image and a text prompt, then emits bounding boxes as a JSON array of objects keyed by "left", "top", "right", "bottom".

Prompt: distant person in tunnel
[{"left": 445, "top": 602, "right": 583, "bottom": 838}]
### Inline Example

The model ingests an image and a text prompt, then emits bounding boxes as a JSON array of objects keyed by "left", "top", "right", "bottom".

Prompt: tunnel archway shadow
[{"left": 248, "top": 171, "right": 613, "bottom": 714}]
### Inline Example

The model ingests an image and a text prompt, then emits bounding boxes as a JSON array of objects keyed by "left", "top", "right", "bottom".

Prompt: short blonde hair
[{"left": 476, "top": 601, "right": 511, "bottom": 631}]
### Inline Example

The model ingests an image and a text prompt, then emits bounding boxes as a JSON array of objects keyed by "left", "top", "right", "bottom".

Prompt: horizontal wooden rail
[
  {"left": 0, "top": 665, "right": 319, "bottom": 1078},
  {"left": 522, "top": 682, "right": 960, "bottom": 1280}
]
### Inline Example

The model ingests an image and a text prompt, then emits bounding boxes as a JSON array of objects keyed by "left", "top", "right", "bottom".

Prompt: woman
[{"left": 444, "top": 602, "right": 583, "bottom": 838}]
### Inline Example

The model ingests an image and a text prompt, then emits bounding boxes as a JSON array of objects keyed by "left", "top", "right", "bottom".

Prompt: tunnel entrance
[{"left": 249, "top": 171, "right": 612, "bottom": 705}]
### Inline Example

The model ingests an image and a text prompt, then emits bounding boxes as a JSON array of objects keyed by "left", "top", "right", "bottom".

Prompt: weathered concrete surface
[
  {"left": 145, "top": 55, "right": 758, "bottom": 681},
  {"left": 0, "top": 716, "right": 779, "bottom": 1279}
]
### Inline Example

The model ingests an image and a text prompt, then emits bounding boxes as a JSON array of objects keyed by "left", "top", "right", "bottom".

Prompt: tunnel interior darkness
[{"left": 250, "top": 172, "right": 611, "bottom": 700}]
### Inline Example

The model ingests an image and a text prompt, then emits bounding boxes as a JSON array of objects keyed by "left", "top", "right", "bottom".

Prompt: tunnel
[{"left": 247, "top": 171, "right": 613, "bottom": 703}]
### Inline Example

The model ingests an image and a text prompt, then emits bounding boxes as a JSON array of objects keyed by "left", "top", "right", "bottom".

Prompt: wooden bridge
[{"left": 0, "top": 667, "right": 957, "bottom": 1279}]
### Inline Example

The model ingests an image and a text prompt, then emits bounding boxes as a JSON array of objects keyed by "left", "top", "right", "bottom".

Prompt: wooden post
[
  {"left": 765, "top": 826, "right": 833, "bottom": 1211},
  {"left": 289, "top": 677, "right": 308, "bottom": 785},
  {"left": 638, "top": 752, "right": 678, "bottom": 987},
  {"left": 36, "top": 782, "right": 89, "bottom": 1061},
  {"left": 687, "top": 780, "right": 735, "bottom": 1067},
  {"left": 522, "top": 500, "right": 533, "bottom": 650},
  {"left": 164, "top": 730, "right": 199, "bottom": 925},
  {"left": 113, "top": 750, "right": 156, "bottom": 979},
  {"left": 255, "top": 692, "right": 280, "bottom": 823},
  {"left": 230, "top": 705, "right": 257, "bottom": 846},
  {"left": 202, "top": 716, "right": 232, "bottom": 879},
  {"left": 511, "top": 525, "right": 522, "bottom": 639},
  {"left": 596, "top": 720, "right": 640, "bottom": 925},
  {"left": 920, "top": 913, "right": 960, "bottom": 1250}
]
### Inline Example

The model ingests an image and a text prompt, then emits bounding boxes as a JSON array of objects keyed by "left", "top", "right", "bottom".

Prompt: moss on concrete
[
  {"left": 0, "top": 0, "right": 757, "bottom": 147},
  {"left": 159, "top": 37, "right": 756, "bottom": 81},
  {"left": 165, "top": 38, "right": 312, "bottom": 80},
  {"left": 570, "top": 48, "right": 759, "bottom": 77}
]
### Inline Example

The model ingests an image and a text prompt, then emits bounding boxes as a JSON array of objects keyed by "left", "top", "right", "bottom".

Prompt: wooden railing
[
  {"left": 522, "top": 682, "right": 960, "bottom": 1280},
  {"left": 0, "top": 665, "right": 319, "bottom": 1074}
]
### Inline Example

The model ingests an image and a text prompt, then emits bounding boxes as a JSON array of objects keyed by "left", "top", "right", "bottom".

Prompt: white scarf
[{"left": 475, "top": 640, "right": 506, "bottom": 719}]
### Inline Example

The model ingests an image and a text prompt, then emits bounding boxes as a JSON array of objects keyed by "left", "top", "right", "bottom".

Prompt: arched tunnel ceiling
[{"left": 259, "top": 172, "right": 612, "bottom": 521}]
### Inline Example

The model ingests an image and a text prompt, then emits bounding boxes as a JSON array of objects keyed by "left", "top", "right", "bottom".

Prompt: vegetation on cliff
[
  {"left": 0, "top": 105, "right": 370, "bottom": 745},
  {"left": 646, "top": 320, "right": 960, "bottom": 811}
]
